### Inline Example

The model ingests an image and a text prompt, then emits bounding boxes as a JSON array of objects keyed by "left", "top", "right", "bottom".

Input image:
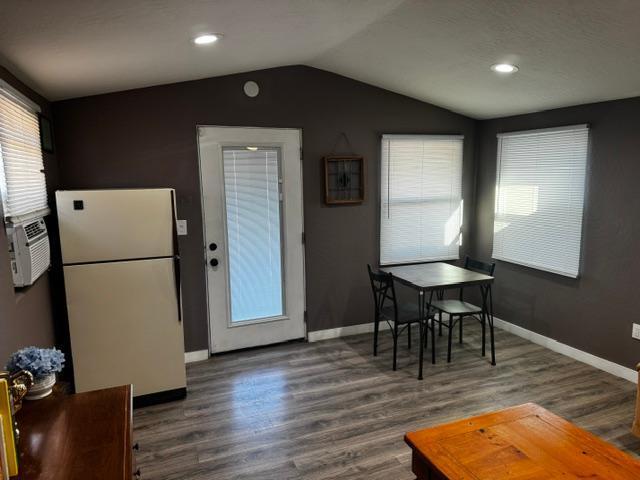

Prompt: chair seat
[
  {"left": 431, "top": 299, "right": 482, "bottom": 315},
  {"left": 381, "top": 304, "right": 435, "bottom": 324}
]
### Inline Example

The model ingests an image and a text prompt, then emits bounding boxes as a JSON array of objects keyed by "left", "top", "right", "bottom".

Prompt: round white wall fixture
[{"left": 243, "top": 81, "right": 260, "bottom": 98}]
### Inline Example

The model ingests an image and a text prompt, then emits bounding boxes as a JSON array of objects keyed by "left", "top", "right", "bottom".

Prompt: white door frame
[{"left": 196, "top": 126, "right": 306, "bottom": 353}]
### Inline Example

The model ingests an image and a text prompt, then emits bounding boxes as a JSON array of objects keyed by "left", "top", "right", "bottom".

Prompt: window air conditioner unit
[{"left": 6, "top": 217, "right": 50, "bottom": 287}]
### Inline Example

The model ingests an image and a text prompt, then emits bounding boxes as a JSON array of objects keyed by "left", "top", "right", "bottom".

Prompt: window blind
[
  {"left": 380, "top": 135, "right": 463, "bottom": 265},
  {"left": 223, "top": 147, "right": 284, "bottom": 322},
  {"left": 0, "top": 82, "right": 48, "bottom": 220},
  {"left": 492, "top": 125, "right": 589, "bottom": 278}
]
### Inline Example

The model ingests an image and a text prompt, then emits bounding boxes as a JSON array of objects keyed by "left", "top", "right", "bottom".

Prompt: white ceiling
[{"left": 2, "top": 0, "right": 640, "bottom": 119}]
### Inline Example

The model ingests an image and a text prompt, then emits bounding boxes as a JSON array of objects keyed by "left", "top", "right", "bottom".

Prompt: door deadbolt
[
  {"left": 209, "top": 242, "right": 217, "bottom": 251},
  {"left": 209, "top": 258, "right": 219, "bottom": 267}
]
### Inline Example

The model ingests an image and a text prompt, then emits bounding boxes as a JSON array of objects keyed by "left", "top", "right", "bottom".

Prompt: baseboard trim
[
  {"left": 492, "top": 317, "right": 637, "bottom": 384},
  {"left": 184, "top": 349, "right": 209, "bottom": 363},
  {"left": 308, "top": 321, "right": 391, "bottom": 342},
  {"left": 133, "top": 387, "right": 187, "bottom": 408},
  {"left": 307, "top": 318, "right": 637, "bottom": 384}
]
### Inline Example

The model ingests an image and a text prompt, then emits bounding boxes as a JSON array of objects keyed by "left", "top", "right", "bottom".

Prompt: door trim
[{"left": 196, "top": 125, "right": 307, "bottom": 354}]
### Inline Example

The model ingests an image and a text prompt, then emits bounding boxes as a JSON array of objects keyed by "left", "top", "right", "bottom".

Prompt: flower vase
[{"left": 25, "top": 373, "right": 56, "bottom": 400}]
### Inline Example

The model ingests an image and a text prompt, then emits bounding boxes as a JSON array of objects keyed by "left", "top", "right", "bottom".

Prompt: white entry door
[{"left": 198, "top": 127, "right": 306, "bottom": 353}]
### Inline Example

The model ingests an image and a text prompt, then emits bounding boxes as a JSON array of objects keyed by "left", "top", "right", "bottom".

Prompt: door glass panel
[{"left": 223, "top": 147, "right": 284, "bottom": 322}]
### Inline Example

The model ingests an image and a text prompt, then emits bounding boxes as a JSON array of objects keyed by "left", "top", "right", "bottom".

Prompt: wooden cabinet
[{"left": 15, "top": 385, "right": 134, "bottom": 479}]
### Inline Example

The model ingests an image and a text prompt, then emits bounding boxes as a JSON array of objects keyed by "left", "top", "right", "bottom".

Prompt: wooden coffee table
[{"left": 405, "top": 403, "right": 640, "bottom": 479}]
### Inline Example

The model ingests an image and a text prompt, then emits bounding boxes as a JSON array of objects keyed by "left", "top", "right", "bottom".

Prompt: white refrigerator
[{"left": 56, "top": 188, "right": 187, "bottom": 405}]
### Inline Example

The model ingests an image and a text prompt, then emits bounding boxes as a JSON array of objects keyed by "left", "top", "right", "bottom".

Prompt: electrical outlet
[
  {"left": 632, "top": 323, "right": 640, "bottom": 341},
  {"left": 176, "top": 219, "right": 188, "bottom": 236}
]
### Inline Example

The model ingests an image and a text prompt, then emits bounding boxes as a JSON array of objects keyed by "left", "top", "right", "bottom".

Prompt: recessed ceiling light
[
  {"left": 246, "top": 147, "right": 258, "bottom": 151},
  {"left": 491, "top": 63, "right": 519, "bottom": 74},
  {"left": 193, "top": 33, "right": 222, "bottom": 45}
]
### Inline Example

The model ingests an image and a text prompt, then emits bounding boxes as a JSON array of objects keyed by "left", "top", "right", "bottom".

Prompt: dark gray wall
[
  {"left": 473, "top": 97, "right": 640, "bottom": 370},
  {"left": 0, "top": 67, "right": 59, "bottom": 363},
  {"left": 53, "top": 65, "right": 477, "bottom": 352}
]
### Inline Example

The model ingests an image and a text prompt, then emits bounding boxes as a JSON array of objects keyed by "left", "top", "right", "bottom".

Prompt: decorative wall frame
[{"left": 324, "top": 155, "right": 365, "bottom": 205}]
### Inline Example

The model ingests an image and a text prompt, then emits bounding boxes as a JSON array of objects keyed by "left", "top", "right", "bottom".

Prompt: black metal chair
[
  {"left": 431, "top": 257, "right": 496, "bottom": 364},
  {"left": 367, "top": 264, "right": 434, "bottom": 371}
]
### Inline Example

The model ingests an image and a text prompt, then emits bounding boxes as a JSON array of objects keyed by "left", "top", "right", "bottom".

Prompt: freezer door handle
[
  {"left": 170, "top": 191, "right": 182, "bottom": 323},
  {"left": 173, "top": 254, "right": 183, "bottom": 323}
]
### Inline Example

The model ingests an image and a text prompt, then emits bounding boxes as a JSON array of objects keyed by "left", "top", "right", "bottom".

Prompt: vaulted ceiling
[{"left": 2, "top": 0, "right": 640, "bottom": 118}]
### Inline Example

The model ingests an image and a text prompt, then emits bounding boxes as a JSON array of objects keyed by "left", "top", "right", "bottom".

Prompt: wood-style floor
[{"left": 133, "top": 322, "right": 640, "bottom": 479}]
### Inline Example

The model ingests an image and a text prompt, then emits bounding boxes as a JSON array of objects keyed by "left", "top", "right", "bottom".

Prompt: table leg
[
  {"left": 437, "top": 289, "right": 443, "bottom": 337},
  {"left": 412, "top": 451, "right": 446, "bottom": 480},
  {"left": 489, "top": 285, "right": 496, "bottom": 366},
  {"left": 418, "top": 290, "right": 424, "bottom": 380},
  {"left": 426, "top": 290, "right": 436, "bottom": 364},
  {"left": 481, "top": 307, "right": 486, "bottom": 357},
  {"left": 480, "top": 284, "right": 496, "bottom": 366},
  {"left": 431, "top": 315, "right": 436, "bottom": 364}
]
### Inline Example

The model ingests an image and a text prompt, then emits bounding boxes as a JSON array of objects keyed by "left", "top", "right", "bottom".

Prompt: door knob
[
  {"left": 210, "top": 258, "right": 219, "bottom": 267},
  {"left": 209, "top": 242, "right": 217, "bottom": 251}
]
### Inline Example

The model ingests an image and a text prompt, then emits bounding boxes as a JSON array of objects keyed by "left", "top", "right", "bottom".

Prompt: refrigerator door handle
[
  {"left": 173, "top": 254, "right": 183, "bottom": 323},
  {"left": 170, "top": 190, "right": 182, "bottom": 323}
]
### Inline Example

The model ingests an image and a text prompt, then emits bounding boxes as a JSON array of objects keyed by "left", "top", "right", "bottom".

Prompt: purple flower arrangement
[{"left": 6, "top": 347, "right": 65, "bottom": 379}]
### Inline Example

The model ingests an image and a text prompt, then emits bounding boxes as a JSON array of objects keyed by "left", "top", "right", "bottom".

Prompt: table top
[
  {"left": 16, "top": 385, "right": 132, "bottom": 480},
  {"left": 381, "top": 262, "right": 493, "bottom": 290},
  {"left": 405, "top": 403, "right": 640, "bottom": 479}
]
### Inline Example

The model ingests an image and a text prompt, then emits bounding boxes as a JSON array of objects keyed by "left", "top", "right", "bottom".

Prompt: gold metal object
[{"left": 0, "top": 370, "right": 33, "bottom": 413}]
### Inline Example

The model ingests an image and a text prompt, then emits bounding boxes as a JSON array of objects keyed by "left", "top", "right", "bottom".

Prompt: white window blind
[
  {"left": 223, "top": 147, "right": 284, "bottom": 322},
  {"left": 0, "top": 82, "right": 48, "bottom": 221},
  {"left": 492, "top": 125, "right": 589, "bottom": 278},
  {"left": 380, "top": 135, "right": 463, "bottom": 265}
]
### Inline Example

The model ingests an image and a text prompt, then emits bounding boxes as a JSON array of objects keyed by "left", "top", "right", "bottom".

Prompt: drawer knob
[{"left": 133, "top": 442, "right": 140, "bottom": 451}]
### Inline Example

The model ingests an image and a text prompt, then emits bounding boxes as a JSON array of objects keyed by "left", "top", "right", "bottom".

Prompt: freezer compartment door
[
  {"left": 64, "top": 258, "right": 186, "bottom": 396},
  {"left": 56, "top": 189, "right": 175, "bottom": 264}
]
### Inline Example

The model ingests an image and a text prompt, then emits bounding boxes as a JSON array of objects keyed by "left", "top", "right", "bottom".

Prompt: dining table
[{"left": 381, "top": 262, "right": 494, "bottom": 379}]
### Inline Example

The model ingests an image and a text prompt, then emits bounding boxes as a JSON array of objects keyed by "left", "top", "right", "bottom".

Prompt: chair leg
[
  {"left": 431, "top": 318, "right": 436, "bottom": 364},
  {"left": 481, "top": 312, "right": 486, "bottom": 357},
  {"left": 459, "top": 315, "right": 463, "bottom": 344},
  {"left": 373, "top": 317, "right": 379, "bottom": 356},
  {"left": 423, "top": 319, "right": 428, "bottom": 352},
  {"left": 489, "top": 287, "right": 496, "bottom": 366},
  {"left": 393, "top": 322, "right": 399, "bottom": 371},
  {"left": 408, "top": 323, "right": 411, "bottom": 349},
  {"left": 447, "top": 315, "right": 454, "bottom": 362},
  {"left": 424, "top": 322, "right": 428, "bottom": 350},
  {"left": 490, "top": 317, "right": 496, "bottom": 366},
  {"left": 438, "top": 311, "right": 442, "bottom": 336}
]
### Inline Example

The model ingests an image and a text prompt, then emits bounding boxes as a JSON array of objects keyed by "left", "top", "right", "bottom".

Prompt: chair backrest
[
  {"left": 464, "top": 256, "right": 496, "bottom": 276},
  {"left": 367, "top": 264, "right": 398, "bottom": 317},
  {"left": 459, "top": 256, "right": 496, "bottom": 300}
]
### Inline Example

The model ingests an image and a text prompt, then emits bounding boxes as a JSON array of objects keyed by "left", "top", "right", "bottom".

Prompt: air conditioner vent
[
  {"left": 24, "top": 219, "right": 46, "bottom": 240},
  {"left": 30, "top": 236, "right": 50, "bottom": 280}
]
